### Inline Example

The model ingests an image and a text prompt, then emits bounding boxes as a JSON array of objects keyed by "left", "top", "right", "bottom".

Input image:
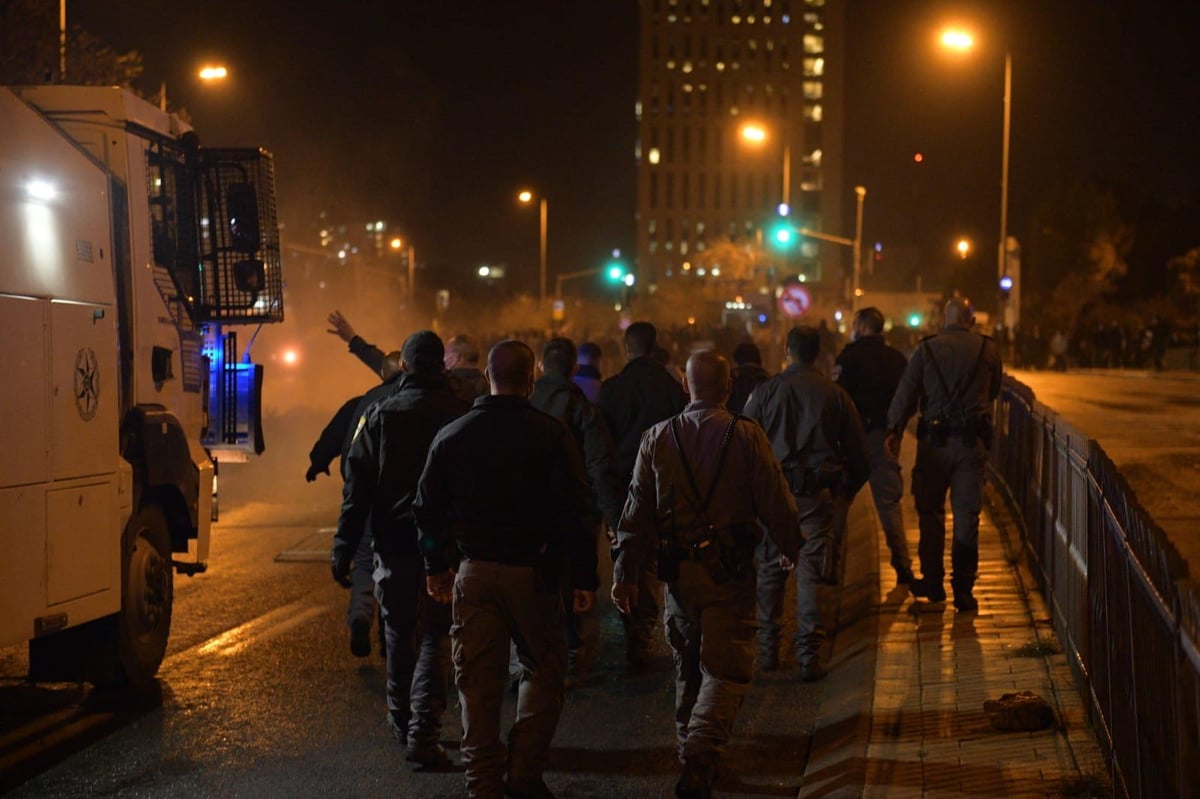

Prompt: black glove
[
  {"left": 331, "top": 548, "right": 354, "bottom": 588},
  {"left": 306, "top": 464, "right": 330, "bottom": 483}
]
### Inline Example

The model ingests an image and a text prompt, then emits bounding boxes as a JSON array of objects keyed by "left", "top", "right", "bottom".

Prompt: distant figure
[
  {"left": 598, "top": 321, "right": 689, "bottom": 667},
  {"left": 653, "top": 345, "right": 686, "bottom": 385},
  {"left": 573, "top": 341, "right": 604, "bottom": 403},
  {"left": 445, "top": 334, "right": 491, "bottom": 403},
  {"left": 727, "top": 341, "right": 770, "bottom": 415},
  {"left": 532, "top": 337, "right": 625, "bottom": 679}
]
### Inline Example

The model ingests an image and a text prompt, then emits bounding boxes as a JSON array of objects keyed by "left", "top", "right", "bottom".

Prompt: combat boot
[
  {"left": 909, "top": 577, "right": 946, "bottom": 602},
  {"left": 675, "top": 759, "right": 715, "bottom": 799}
]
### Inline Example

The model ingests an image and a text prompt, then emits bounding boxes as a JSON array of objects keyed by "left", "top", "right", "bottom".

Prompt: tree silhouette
[{"left": 0, "top": 0, "right": 142, "bottom": 88}]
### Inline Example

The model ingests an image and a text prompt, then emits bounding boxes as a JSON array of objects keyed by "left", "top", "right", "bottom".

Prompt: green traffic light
[{"left": 606, "top": 264, "right": 625, "bottom": 282}]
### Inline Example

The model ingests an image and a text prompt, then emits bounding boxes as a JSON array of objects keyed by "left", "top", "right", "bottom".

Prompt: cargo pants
[{"left": 911, "top": 435, "right": 986, "bottom": 599}]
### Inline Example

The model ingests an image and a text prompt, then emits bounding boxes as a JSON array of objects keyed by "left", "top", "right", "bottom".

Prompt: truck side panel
[{"left": 0, "top": 294, "right": 50, "bottom": 487}]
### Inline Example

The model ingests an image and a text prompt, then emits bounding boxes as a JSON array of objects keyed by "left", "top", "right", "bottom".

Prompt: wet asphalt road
[{"left": 0, "top": 439, "right": 821, "bottom": 798}]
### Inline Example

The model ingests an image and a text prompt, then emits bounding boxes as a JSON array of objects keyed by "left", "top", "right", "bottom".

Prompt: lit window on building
[
  {"left": 803, "top": 81, "right": 823, "bottom": 99},
  {"left": 649, "top": 147, "right": 661, "bottom": 164},
  {"left": 804, "top": 104, "right": 823, "bottom": 122},
  {"left": 667, "top": 60, "right": 677, "bottom": 70},
  {"left": 803, "top": 57, "right": 824, "bottom": 76},
  {"left": 681, "top": 241, "right": 690, "bottom": 255},
  {"left": 747, "top": 15, "right": 756, "bottom": 24},
  {"left": 804, "top": 148, "right": 822, "bottom": 167},
  {"left": 683, "top": 61, "right": 694, "bottom": 73},
  {"left": 805, "top": 0, "right": 825, "bottom": 6},
  {"left": 716, "top": 61, "right": 726, "bottom": 71},
  {"left": 650, "top": 241, "right": 658, "bottom": 253},
  {"left": 649, "top": 219, "right": 657, "bottom": 234},
  {"left": 803, "top": 34, "right": 823, "bottom": 53},
  {"left": 732, "top": 15, "right": 741, "bottom": 24},
  {"left": 683, "top": 83, "right": 694, "bottom": 93}
]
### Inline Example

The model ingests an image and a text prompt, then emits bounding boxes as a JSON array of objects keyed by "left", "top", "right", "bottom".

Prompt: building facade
[{"left": 635, "top": 0, "right": 844, "bottom": 305}]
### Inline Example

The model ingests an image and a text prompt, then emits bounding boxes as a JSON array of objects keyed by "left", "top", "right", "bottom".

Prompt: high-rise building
[{"left": 634, "top": 0, "right": 844, "bottom": 301}]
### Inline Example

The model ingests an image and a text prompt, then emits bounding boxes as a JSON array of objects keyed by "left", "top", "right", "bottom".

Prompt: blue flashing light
[
  {"left": 999, "top": 275, "right": 1014, "bottom": 291},
  {"left": 758, "top": 314, "right": 768, "bottom": 323}
]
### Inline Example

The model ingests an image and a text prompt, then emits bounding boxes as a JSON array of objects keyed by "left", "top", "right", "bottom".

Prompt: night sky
[{"left": 69, "top": 0, "right": 1200, "bottom": 296}]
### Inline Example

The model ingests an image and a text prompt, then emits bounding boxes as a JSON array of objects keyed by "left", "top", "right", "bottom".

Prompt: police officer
[
  {"left": 885, "top": 297, "right": 1003, "bottom": 611},
  {"left": 598, "top": 321, "right": 689, "bottom": 667},
  {"left": 415, "top": 340, "right": 597, "bottom": 799},
  {"left": 833, "top": 307, "right": 914, "bottom": 586},
  {"left": 310, "top": 350, "right": 406, "bottom": 657},
  {"left": 612, "top": 350, "right": 801, "bottom": 799},
  {"left": 727, "top": 340, "right": 770, "bottom": 414},
  {"left": 532, "top": 337, "right": 625, "bottom": 678},
  {"left": 445, "top": 334, "right": 491, "bottom": 403},
  {"left": 333, "top": 332, "right": 470, "bottom": 767},
  {"left": 743, "top": 325, "right": 870, "bottom": 680}
]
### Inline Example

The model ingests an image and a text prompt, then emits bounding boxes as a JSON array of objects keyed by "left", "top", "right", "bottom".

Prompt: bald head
[
  {"left": 486, "top": 339, "right": 536, "bottom": 396},
  {"left": 944, "top": 297, "right": 976, "bottom": 329},
  {"left": 684, "top": 349, "right": 731, "bottom": 403}
]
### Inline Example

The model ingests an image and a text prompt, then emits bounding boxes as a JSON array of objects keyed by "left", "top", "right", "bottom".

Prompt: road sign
[{"left": 778, "top": 284, "right": 812, "bottom": 318}]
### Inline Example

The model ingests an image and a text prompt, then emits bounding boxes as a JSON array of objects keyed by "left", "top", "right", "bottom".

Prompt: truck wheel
[{"left": 118, "top": 504, "right": 174, "bottom": 686}]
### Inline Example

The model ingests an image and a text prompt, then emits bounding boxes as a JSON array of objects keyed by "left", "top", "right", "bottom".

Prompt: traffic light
[
  {"left": 999, "top": 275, "right": 1013, "bottom": 301},
  {"left": 770, "top": 220, "right": 798, "bottom": 249},
  {"left": 606, "top": 261, "right": 636, "bottom": 287}
]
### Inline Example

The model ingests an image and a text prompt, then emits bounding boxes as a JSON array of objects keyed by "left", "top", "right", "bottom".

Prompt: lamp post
[
  {"left": 940, "top": 29, "right": 1015, "bottom": 326},
  {"left": 518, "top": 190, "right": 548, "bottom": 310},
  {"left": 390, "top": 237, "right": 415, "bottom": 302},
  {"left": 159, "top": 63, "right": 229, "bottom": 112}
]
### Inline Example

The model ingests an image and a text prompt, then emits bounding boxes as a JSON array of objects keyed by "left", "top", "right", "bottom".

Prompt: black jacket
[
  {"left": 597, "top": 356, "right": 689, "bottom": 476},
  {"left": 308, "top": 395, "right": 361, "bottom": 478},
  {"left": 531, "top": 374, "right": 625, "bottom": 529},
  {"left": 449, "top": 366, "right": 490, "bottom": 404},
  {"left": 834, "top": 335, "right": 908, "bottom": 432},
  {"left": 413, "top": 395, "right": 598, "bottom": 591},
  {"left": 334, "top": 371, "right": 471, "bottom": 562},
  {"left": 728, "top": 362, "right": 771, "bottom": 415}
]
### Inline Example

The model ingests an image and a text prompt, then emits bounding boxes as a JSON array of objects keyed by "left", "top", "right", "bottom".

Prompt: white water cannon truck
[{"left": 0, "top": 85, "right": 283, "bottom": 685}]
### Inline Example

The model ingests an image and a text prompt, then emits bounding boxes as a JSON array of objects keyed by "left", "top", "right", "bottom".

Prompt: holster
[
  {"left": 918, "top": 415, "right": 993, "bottom": 449},
  {"left": 785, "top": 464, "right": 844, "bottom": 497}
]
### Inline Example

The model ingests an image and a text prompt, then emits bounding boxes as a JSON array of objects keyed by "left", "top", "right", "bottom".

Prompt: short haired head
[
  {"left": 624, "top": 321, "right": 657, "bottom": 358},
  {"left": 400, "top": 331, "right": 444, "bottom": 374},
  {"left": 486, "top": 339, "right": 536, "bottom": 395},
  {"left": 577, "top": 341, "right": 601, "bottom": 365},
  {"left": 732, "top": 341, "right": 762, "bottom": 366},
  {"left": 944, "top": 297, "right": 976, "bottom": 329},
  {"left": 381, "top": 350, "right": 404, "bottom": 381},
  {"left": 853, "top": 307, "right": 885, "bottom": 337},
  {"left": 541, "top": 337, "right": 577, "bottom": 377},
  {"left": 446, "top": 334, "right": 481, "bottom": 366},
  {"left": 786, "top": 325, "right": 820, "bottom": 364},
  {"left": 684, "top": 349, "right": 731, "bottom": 403}
]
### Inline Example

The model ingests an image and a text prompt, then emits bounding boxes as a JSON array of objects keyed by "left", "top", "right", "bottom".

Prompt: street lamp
[
  {"left": 517, "top": 189, "right": 548, "bottom": 309},
  {"left": 159, "top": 63, "right": 230, "bottom": 112},
  {"left": 390, "top": 237, "right": 416, "bottom": 301},
  {"left": 955, "top": 237, "right": 972, "bottom": 259},
  {"left": 740, "top": 122, "right": 790, "bottom": 215},
  {"left": 940, "top": 28, "right": 1014, "bottom": 325}
]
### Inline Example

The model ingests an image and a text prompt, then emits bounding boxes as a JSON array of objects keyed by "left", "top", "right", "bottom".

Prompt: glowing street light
[
  {"left": 199, "top": 65, "right": 229, "bottom": 81},
  {"left": 940, "top": 26, "right": 1015, "bottom": 325},
  {"left": 517, "top": 189, "right": 549, "bottom": 309},
  {"left": 956, "top": 238, "right": 972, "bottom": 259}
]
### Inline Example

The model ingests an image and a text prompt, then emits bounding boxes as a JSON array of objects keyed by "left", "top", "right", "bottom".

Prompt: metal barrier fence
[{"left": 989, "top": 376, "right": 1200, "bottom": 799}]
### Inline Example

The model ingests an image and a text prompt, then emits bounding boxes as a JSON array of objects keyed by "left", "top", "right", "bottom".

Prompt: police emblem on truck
[{"left": 74, "top": 347, "right": 99, "bottom": 421}]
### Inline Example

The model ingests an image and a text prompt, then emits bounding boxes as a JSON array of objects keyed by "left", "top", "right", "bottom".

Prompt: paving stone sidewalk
[{"left": 799, "top": 444, "right": 1111, "bottom": 798}]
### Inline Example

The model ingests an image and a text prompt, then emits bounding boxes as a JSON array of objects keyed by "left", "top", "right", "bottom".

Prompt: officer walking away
[
  {"left": 833, "top": 307, "right": 914, "bottom": 586},
  {"left": 415, "top": 340, "right": 598, "bottom": 799},
  {"left": 310, "top": 350, "right": 406, "bottom": 658},
  {"left": 727, "top": 340, "right": 770, "bottom": 414},
  {"left": 598, "top": 321, "right": 689, "bottom": 667},
  {"left": 612, "top": 350, "right": 802, "bottom": 799},
  {"left": 332, "top": 332, "right": 470, "bottom": 767},
  {"left": 885, "top": 297, "right": 1003, "bottom": 611},
  {"left": 573, "top": 341, "right": 604, "bottom": 403},
  {"left": 744, "top": 326, "right": 869, "bottom": 679},
  {"left": 532, "top": 337, "right": 625, "bottom": 679},
  {"left": 445, "top": 333, "right": 491, "bottom": 403}
]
